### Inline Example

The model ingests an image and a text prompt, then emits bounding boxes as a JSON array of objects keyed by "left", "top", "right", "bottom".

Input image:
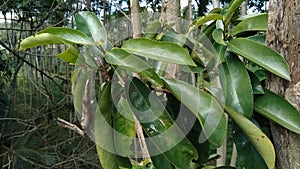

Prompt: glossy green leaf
[
  {"left": 105, "top": 48, "right": 164, "bottom": 87},
  {"left": 75, "top": 50, "right": 99, "bottom": 69},
  {"left": 38, "top": 27, "right": 94, "bottom": 45},
  {"left": 227, "top": 38, "right": 290, "bottom": 80},
  {"left": 254, "top": 89, "right": 300, "bottom": 134},
  {"left": 192, "top": 13, "right": 223, "bottom": 28},
  {"left": 220, "top": 52, "right": 253, "bottom": 118},
  {"left": 248, "top": 71, "right": 265, "bottom": 94},
  {"left": 95, "top": 83, "right": 119, "bottom": 169},
  {"left": 201, "top": 166, "right": 215, "bottom": 169},
  {"left": 216, "top": 20, "right": 224, "bottom": 30},
  {"left": 214, "top": 43, "right": 226, "bottom": 63},
  {"left": 147, "top": 140, "right": 172, "bottom": 169},
  {"left": 225, "top": 106, "right": 275, "bottom": 169},
  {"left": 125, "top": 78, "right": 199, "bottom": 168},
  {"left": 95, "top": 83, "right": 132, "bottom": 169},
  {"left": 144, "top": 21, "right": 162, "bottom": 39},
  {"left": 19, "top": 33, "right": 64, "bottom": 50},
  {"left": 151, "top": 154, "right": 172, "bottom": 169},
  {"left": 114, "top": 98, "right": 136, "bottom": 156},
  {"left": 162, "top": 78, "right": 227, "bottom": 146},
  {"left": 235, "top": 13, "right": 265, "bottom": 21},
  {"left": 161, "top": 30, "right": 186, "bottom": 46},
  {"left": 166, "top": 94, "right": 211, "bottom": 166},
  {"left": 248, "top": 35, "right": 266, "bottom": 45},
  {"left": 234, "top": 123, "right": 268, "bottom": 169},
  {"left": 71, "top": 68, "right": 94, "bottom": 114},
  {"left": 223, "top": 0, "right": 245, "bottom": 27},
  {"left": 215, "top": 166, "right": 237, "bottom": 169},
  {"left": 122, "top": 38, "right": 196, "bottom": 66},
  {"left": 75, "top": 11, "right": 107, "bottom": 45},
  {"left": 95, "top": 146, "right": 119, "bottom": 169},
  {"left": 56, "top": 44, "right": 79, "bottom": 63},
  {"left": 232, "top": 13, "right": 268, "bottom": 36},
  {"left": 212, "top": 28, "right": 226, "bottom": 45}
]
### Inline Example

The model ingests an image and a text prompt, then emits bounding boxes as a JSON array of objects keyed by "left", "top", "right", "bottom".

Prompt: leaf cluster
[{"left": 19, "top": 0, "right": 300, "bottom": 168}]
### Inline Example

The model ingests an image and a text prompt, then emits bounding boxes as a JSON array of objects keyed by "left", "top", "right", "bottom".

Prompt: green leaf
[
  {"left": 122, "top": 38, "right": 196, "bottom": 66},
  {"left": 214, "top": 43, "right": 226, "bottom": 63},
  {"left": 223, "top": 0, "right": 245, "bottom": 27},
  {"left": 144, "top": 21, "right": 162, "bottom": 39},
  {"left": 75, "top": 50, "right": 99, "bottom": 69},
  {"left": 38, "top": 27, "right": 94, "bottom": 45},
  {"left": 162, "top": 78, "right": 227, "bottom": 146},
  {"left": 225, "top": 106, "right": 275, "bottom": 169},
  {"left": 234, "top": 123, "right": 268, "bottom": 169},
  {"left": 235, "top": 13, "right": 267, "bottom": 21},
  {"left": 165, "top": 94, "right": 211, "bottom": 166},
  {"left": 95, "top": 146, "right": 119, "bottom": 169},
  {"left": 215, "top": 167, "right": 236, "bottom": 169},
  {"left": 151, "top": 154, "right": 172, "bottom": 169},
  {"left": 161, "top": 30, "right": 186, "bottom": 46},
  {"left": 114, "top": 98, "right": 136, "bottom": 156},
  {"left": 248, "top": 71, "right": 265, "bottom": 94},
  {"left": 227, "top": 38, "right": 290, "bottom": 80},
  {"left": 75, "top": 11, "right": 107, "bottom": 45},
  {"left": 219, "top": 52, "right": 253, "bottom": 118},
  {"left": 19, "top": 33, "right": 64, "bottom": 50},
  {"left": 212, "top": 28, "right": 226, "bottom": 45},
  {"left": 105, "top": 48, "right": 164, "bottom": 87},
  {"left": 71, "top": 68, "right": 94, "bottom": 114},
  {"left": 56, "top": 44, "right": 79, "bottom": 63},
  {"left": 254, "top": 89, "right": 300, "bottom": 134},
  {"left": 193, "top": 13, "right": 223, "bottom": 27},
  {"left": 231, "top": 13, "right": 268, "bottom": 36},
  {"left": 148, "top": 141, "right": 173, "bottom": 169},
  {"left": 248, "top": 35, "right": 266, "bottom": 45},
  {"left": 125, "top": 78, "right": 199, "bottom": 169},
  {"left": 95, "top": 82, "right": 132, "bottom": 169}
]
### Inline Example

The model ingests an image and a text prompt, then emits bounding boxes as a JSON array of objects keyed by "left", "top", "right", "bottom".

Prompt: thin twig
[
  {"left": 57, "top": 117, "right": 85, "bottom": 136},
  {"left": 0, "top": 40, "right": 71, "bottom": 95},
  {"left": 3, "top": 146, "right": 50, "bottom": 169},
  {"left": 112, "top": 2, "right": 131, "bottom": 21}
]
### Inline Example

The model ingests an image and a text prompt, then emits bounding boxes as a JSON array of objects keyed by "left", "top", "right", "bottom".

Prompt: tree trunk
[
  {"left": 161, "top": 0, "right": 180, "bottom": 32},
  {"left": 212, "top": 0, "right": 220, "bottom": 8},
  {"left": 86, "top": 0, "right": 91, "bottom": 11},
  {"left": 130, "top": 0, "right": 142, "bottom": 38},
  {"left": 266, "top": 0, "right": 300, "bottom": 168},
  {"left": 240, "top": 0, "right": 248, "bottom": 16},
  {"left": 160, "top": 0, "right": 181, "bottom": 78},
  {"left": 185, "top": 0, "right": 193, "bottom": 22}
]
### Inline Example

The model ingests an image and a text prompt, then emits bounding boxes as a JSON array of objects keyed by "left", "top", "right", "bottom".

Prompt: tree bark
[
  {"left": 212, "top": 0, "right": 220, "bottom": 8},
  {"left": 266, "top": 0, "right": 300, "bottom": 168},
  {"left": 160, "top": 0, "right": 181, "bottom": 78},
  {"left": 240, "top": 0, "right": 248, "bottom": 16},
  {"left": 130, "top": 0, "right": 142, "bottom": 38},
  {"left": 185, "top": 0, "right": 193, "bottom": 22},
  {"left": 161, "top": 0, "right": 181, "bottom": 32},
  {"left": 86, "top": 0, "right": 91, "bottom": 11}
]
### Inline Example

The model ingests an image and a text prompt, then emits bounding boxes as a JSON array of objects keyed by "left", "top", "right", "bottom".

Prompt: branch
[{"left": 57, "top": 117, "right": 85, "bottom": 136}]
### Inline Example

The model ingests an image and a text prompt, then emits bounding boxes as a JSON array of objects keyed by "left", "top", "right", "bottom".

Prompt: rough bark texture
[
  {"left": 240, "top": 0, "right": 248, "bottom": 16},
  {"left": 161, "top": 0, "right": 180, "bottom": 32},
  {"left": 266, "top": 0, "right": 300, "bottom": 168},
  {"left": 212, "top": 0, "right": 220, "bottom": 8},
  {"left": 161, "top": 0, "right": 181, "bottom": 78},
  {"left": 129, "top": 0, "right": 149, "bottom": 160},
  {"left": 185, "top": 0, "right": 193, "bottom": 22},
  {"left": 86, "top": 0, "right": 91, "bottom": 10},
  {"left": 130, "top": 0, "right": 142, "bottom": 38}
]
